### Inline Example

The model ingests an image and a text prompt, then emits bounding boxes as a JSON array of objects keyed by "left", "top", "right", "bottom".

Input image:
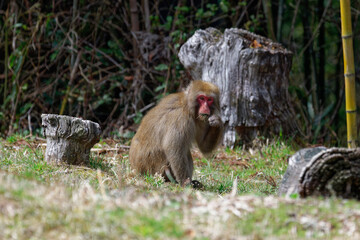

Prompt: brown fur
[{"left": 129, "top": 80, "right": 223, "bottom": 186}]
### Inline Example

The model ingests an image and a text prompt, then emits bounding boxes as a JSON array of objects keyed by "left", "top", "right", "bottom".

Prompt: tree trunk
[
  {"left": 276, "top": 0, "right": 284, "bottom": 42},
  {"left": 301, "top": 0, "right": 312, "bottom": 104},
  {"left": 130, "top": 0, "right": 139, "bottom": 57},
  {"left": 262, "top": 0, "right": 276, "bottom": 40},
  {"left": 41, "top": 114, "right": 101, "bottom": 165},
  {"left": 178, "top": 28, "right": 298, "bottom": 147},
  {"left": 278, "top": 147, "right": 360, "bottom": 199},
  {"left": 317, "top": 0, "right": 325, "bottom": 108},
  {"left": 143, "top": 0, "right": 150, "bottom": 33}
]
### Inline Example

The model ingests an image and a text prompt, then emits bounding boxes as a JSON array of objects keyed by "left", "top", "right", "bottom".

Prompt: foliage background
[{"left": 0, "top": 0, "right": 359, "bottom": 145}]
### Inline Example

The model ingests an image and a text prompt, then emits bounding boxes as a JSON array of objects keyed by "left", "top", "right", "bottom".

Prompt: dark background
[{"left": 0, "top": 0, "right": 359, "bottom": 145}]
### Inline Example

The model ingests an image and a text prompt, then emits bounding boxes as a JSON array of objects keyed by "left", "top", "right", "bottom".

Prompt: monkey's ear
[
  {"left": 185, "top": 85, "right": 197, "bottom": 118},
  {"left": 184, "top": 81, "right": 193, "bottom": 95}
]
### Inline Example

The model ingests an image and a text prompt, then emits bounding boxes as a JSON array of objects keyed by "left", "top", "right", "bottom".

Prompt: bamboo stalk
[{"left": 340, "top": 0, "right": 358, "bottom": 148}]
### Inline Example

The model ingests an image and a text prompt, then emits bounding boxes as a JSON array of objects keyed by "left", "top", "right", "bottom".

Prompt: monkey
[{"left": 129, "top": 80, "right": 223, "bottom": 187}]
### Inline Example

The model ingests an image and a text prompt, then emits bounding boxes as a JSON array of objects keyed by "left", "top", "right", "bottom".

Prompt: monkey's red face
[{"left": 197, "top": 94, "right": 214, "bottom": 116}]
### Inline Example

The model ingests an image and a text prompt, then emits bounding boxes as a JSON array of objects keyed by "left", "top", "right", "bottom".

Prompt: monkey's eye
[
  {"left": 198, "top": 95, "right": 206, "bottom": 101},
  {"left": 207, "top": 97, "right": 214, "bottom": 105}
]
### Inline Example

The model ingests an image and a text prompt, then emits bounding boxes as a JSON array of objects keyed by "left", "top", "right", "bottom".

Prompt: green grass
[
  {"left": 194, "top": 140, "right": 291, "bottom": 195},
  {"left": 1, "top": 137, "right": 360, "bottom": 239}
]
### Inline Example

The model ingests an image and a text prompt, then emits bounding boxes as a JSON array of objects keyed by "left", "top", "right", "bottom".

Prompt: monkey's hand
[{"left": 208, "top": 114, "right": 222, "bottom": 127}]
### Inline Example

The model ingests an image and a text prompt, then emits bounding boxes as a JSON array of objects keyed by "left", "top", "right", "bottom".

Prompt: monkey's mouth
[{"left": 198, "top": 114, "right": 209, "bottom": 121}]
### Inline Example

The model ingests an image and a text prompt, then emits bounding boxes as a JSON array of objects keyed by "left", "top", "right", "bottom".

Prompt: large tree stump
[
  {"left": 41, "top": 114, "right": 101, "bottom": 165},
  {"left": 278, "top": 147, "right": 360, "bottom": 199},
  {"left": 178, "top": 27, "right": 298, "bottom": 147}
]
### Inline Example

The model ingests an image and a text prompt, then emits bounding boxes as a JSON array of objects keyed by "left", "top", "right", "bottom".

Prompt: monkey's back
[{"left": 129, "top": 92, "right": 195, "bottom": 175}]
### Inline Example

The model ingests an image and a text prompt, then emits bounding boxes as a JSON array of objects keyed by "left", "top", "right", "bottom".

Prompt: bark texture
[
  {"left": 278, "top": 147, "right": 360, "bottom": 199},
  {"left": 278, "top": 147, "right": 326, "bottom": 196},
  {"left": 178, "top": 27, "right": 297, "bottom": 146},
  {"left": 42, "top": 114, "right": 101, "bottom": 165}
]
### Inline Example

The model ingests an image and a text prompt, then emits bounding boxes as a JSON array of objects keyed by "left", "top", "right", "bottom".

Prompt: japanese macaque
[{"left": 129, "top": 80, "right": 223, "bottom": 187}]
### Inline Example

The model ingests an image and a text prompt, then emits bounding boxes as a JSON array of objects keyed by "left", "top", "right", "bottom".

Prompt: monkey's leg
[
  {"left": 166, "top": 150, "right": 193, "bottom": 186},
  {"left": 164, "top": 167, "right": 177, "bottom": 183},
  {"left": 186, "top": 151, "right": 204, "bottom": 189},
  {"left": 165, "top": 158, "right": 203, "bottom": 189}
]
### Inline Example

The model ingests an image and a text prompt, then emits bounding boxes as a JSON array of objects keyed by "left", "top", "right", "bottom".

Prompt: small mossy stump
[
  {"left": 278, "top": 147, "right": 360, "bottom": 199},
  {"left": 41, "top": 114, "right": 101, "bottom": 165},
  {"left": 179, "top": 27, "right": 298, "bottom": 147}
]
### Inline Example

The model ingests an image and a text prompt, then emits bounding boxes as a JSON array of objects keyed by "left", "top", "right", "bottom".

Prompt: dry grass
[{"left": 1, "top": 136, "right": 360, "bottom": 239}]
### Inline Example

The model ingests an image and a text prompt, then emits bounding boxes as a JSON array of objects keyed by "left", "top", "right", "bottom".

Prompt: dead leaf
[
  {"left": 250, "top": 40, "right": 262, "bottom": 48},
  {"left": 124, "top": 76, "right": 134, "bottom": 81}
]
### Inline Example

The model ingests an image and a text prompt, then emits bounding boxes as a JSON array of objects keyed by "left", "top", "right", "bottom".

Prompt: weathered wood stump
[
  {"left": 278, "top": 147, "right": 326, "bottom": 196},
  {"left": 278, "top": 147, "right": 360, "bottom": 199},
  {"left": 41, "top": 114, "right": 101, "bottom": 165},
  {"left": 179, "top": 27, "right": 298, "bottom": 147}
]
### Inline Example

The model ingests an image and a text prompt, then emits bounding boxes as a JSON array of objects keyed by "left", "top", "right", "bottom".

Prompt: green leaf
[
  {"left": 164, "top": 16, "right": 173, "bottom": 31},
  {"left": 289, "top": 193, "right": 299, "bottom": 199},
  {"left": 220, "top": 1, "right": 229, "bottom": 13},
  {"left": 22, "top": 83, "right": 28, "bottom": 91},
  {"left": 206, "top": 3, "right": 218, "bottom": 12},
  {"left": 8, "top": 54, "right": 16, "bottom": 68},
  {"left": 203, "top": 10, "right": 214, "bottom": 18},
  {"left": 176, "top": 6, "right": 190, "bottom": 12},
  {"left": 20, "top": 103, "right": 33, "bottom": 115},
  {"left": 50, "top": 50, "right": 59, "bottom": 62},
  {"left": 134, "top": 112, "right": 143, "bottom": 124},
  {"left": 154, "top": 64, "right": 168, "bottom": 71},
  {"left": 107, "top": 40, "right": 117, "bottom": 48},
  {"left": 307, "top": 100, "right": 315, "bottom": 120},
  {"left": 174, "top": 43, "right": 180, "bottom": 50},
  {"left": 14, "top": 23, "right": 24, "bottom": 29},
  {"left": 14, "top": 54, "right": 23, "bottom": 74},
  {"left": 155, "top": 84, "right": 165, "bottom": 92},
  {"left": 195, "top": 9, "right": 204, "bottom": 19}
]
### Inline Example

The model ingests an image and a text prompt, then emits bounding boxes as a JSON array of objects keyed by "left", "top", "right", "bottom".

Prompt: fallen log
[{"left": 278, "top": 147, "right": 360, "bottom": 199}]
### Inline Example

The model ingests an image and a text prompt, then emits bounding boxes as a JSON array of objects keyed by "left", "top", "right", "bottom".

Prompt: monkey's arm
[
  {"left": 197, "top": 114, "right": 223, "bottom": 154},
  {"left": 198, "top": 126, "right": 223, "bottom": 154}
]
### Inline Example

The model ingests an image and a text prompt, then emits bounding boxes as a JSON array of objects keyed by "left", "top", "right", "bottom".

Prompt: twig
[
  {"left": 91, "top": 147, "right": 130, "bottom": 153},
  {"left": 298, "top": 0, "right": 332, "bottom": 57},
  {"left": 127, "top": 102, "right": 156, "bottom": 120},
  {"left": 287, "top": 0, "right": 301, "bottom": 43},
  {"left": 84, "top": 41, "right": 125, "bottom": 71}
]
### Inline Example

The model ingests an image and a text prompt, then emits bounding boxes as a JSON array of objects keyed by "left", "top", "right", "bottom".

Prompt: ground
[{"left": 0, "top": 136, "right": 360, "bottom": 239}]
